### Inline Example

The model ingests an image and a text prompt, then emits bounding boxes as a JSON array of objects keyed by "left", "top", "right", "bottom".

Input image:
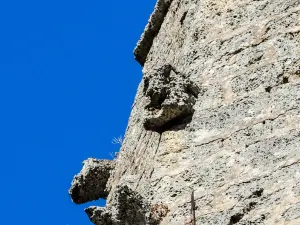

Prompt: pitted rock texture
[
  {"left": 143, "top": 64, "right": 200, "bottom": 131},
  {"left": 85, "top": 207, "right": 113, "bottom": 225},
  {"left": 85, "top": 184, "right": 167, "bottom": 225},
  {"left": 69, "top": 158, "right": 114, "bottom": 204},
  {"left": 134, "top": 0, "right": 173, "bottom": 66},
  {"left": 71, "top": 0, "right": 300, "bottom": 224}
]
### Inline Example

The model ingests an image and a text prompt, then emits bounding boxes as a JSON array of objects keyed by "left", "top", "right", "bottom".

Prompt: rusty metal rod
[{"left": 191, "top": 190, "right": 196, "bottom": 225}]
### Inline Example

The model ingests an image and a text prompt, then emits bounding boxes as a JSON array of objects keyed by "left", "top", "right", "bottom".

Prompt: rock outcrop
[
  {"left": 143, "top": 64, "right": 200, "bottom": 131},
  {"left": 70, "top": 0, "right": 300, "bottom": 224},
  {"left": 69, "top": 158, "right": 114, "bottom": 204},
  {"left": 134, "top": 0, "right": 173, "bottom": 66},
  {"left": 84, "top": 184, "right": 168, "bottom": 225}
]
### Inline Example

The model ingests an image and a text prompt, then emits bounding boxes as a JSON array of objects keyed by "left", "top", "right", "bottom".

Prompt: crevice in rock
[
  {"left": 194, "top": 107, "right": 298, "bottom": 148},
  {"left": 263, "top": 66, "right": 296, "bottom": 94},
  {"left": 228, "top": 201, "right": 259, "bottom": 225},
  {"left": 227, "top": 47, "right": 243, "bottom": 56},
  {"left": 180, "top": 11, "right": 188, "bottom": 25},
  {"left": 247, "top": 54, "right": 263, "bottom": 66},
  {"left": 227, "top": 188, "right": 263, "bottom": 225},
  {"left": 265, "top": 86, "right": 272, "bottom": 93},
  {"left": 154, "top": 133, "right": 162, "bottom": 155},
  {"left": 228, "top": 213, "right": 244, "bottom": 225},
  {"left": 244, "top": 202, "right": 257, "bottom": 213},
  {"left": 250, "top": 188, "right": 264, "bottom": 198},
  {"left": 157, "top": 114, "right": 193, "bottom": 133},
  {"left": 282, "top": 76, "right": 289, "bottom": 84},
  {"left": 265, "top": 74, "right": 290, "bottom": 93}
]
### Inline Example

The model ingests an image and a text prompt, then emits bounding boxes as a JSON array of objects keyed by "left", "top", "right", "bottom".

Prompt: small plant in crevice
[
  {"left": 112, "top": 135, "right": 123, "bottom": 145},
  {"left": 109, "top": 135, "right": 123, "bottom": 159}
]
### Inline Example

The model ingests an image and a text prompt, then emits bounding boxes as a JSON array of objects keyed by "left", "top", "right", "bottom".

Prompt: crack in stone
[{"left": 194, "top": 107, "right": 299, "bottom": 148}]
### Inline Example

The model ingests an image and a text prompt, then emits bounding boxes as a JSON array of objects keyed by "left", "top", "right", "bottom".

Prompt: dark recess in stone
[
  {"left": 244, "top": 202, "right": 257, "bottom": 213},
  {"left": 265, "top": 86, "right": 272, "bottom": 93},
  {"left": 228, "top": 213, "right": 244, "bottom": 225},
  {"left": 152, "top": 114, "right": 193, "bottom": 133},
  {"left": 180, "top": 11, "right": 188, "bottom": 24},
  {"left": 251, "top": 188, "right": 264, "bottom": 198},
  {"left": 282, "top": 76, "right": 289, "bottom": 84}
]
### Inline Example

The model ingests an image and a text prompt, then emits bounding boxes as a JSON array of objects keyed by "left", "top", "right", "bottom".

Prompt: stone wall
[{"left": 70, "top": 0, "right": 300, "bottom": 224}]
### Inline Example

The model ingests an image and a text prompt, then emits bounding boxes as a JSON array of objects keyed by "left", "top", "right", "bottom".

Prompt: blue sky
[{"left": 0, "top": 0, "right": 156, "bottom": 225}]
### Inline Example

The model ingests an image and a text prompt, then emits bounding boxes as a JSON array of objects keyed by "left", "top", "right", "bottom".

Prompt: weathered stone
[
  {"left": 71, "top": 0, "right": 300, "bottom": 224},
  {"left": 85, "top": 207, "right": 112, "bottom": 225},
  {"left": 134, "top": 0, "right": 173, "bottom": 66},
  {"left": 110, "top": 184, "right": 152, "bottom": 224},
  {"left": 69, "top": 158, "right": 114, "bottom": 204},
  {"left": 143, "top": 64, "right": 200, "bottom": 131},
  {"left": 150, "top": 204, "right": 170, "bottom": 223},
  {"left": 85, "top": 184, "right": 167, "bottom": 225}
]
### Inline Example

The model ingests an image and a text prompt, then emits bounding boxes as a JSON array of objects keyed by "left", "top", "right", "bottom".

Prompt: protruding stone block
[
  {"left": 69, "top": 158, "right": 115, "bottom": 204},
  {"left": 134, "top": 0, "right": 173, "bottom": 66},
  {"left": 85, "top": 206, "right": 112, "bottom": 225},
  {"left": 85, "top": 184, "right": 168, "bottom": 225},
  {"left": 143, "top": 64, "right": 200, "bottom": 131}
]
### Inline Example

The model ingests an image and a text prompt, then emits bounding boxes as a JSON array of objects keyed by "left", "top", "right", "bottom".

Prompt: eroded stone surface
[
  {"left": 134, "top": 0, "right": 173, "bottom": 66},
  {"left": 143, "top": 64, "right": 200, "bottom": 131},
  {"left": 109, "top": 0, "right": 300, "bottom": 224},
  {"left": 71, "top": 0, "right": 300, "bottom": 224},
  {"left": 85, "top": 184, "right": 168, "bottom": 225},
  {"left": 69, "top": 158, "right": 114, "bottom": 204},
  {"left": 85, "top": 207, "right": 113, "bottom": 225}
]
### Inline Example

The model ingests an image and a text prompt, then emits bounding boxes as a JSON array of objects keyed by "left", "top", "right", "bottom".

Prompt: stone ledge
[
  {"left": 69, "top": 158, "right": 115, "bottom": 204},
  {"left": 134, "top": 0, "right": 173, "bottom": 66}
]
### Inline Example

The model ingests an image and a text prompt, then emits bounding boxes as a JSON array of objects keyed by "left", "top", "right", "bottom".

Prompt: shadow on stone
[
  {"left": 85, "top": 184, "right": 169, "bottom": 225},
  {"left": 134, "top": 0, "right": 174, "bottom": 66},
  {"left": 69, "top": 158, "right": 115, "bottom": 204},
  {"left": 143, "top": 64, "right": 200, "bottom": 132}
]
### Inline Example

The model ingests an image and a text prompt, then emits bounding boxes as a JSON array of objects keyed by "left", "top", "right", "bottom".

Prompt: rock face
[{"left": 70, "top": 0, "right": 300, "bottom": 224}]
